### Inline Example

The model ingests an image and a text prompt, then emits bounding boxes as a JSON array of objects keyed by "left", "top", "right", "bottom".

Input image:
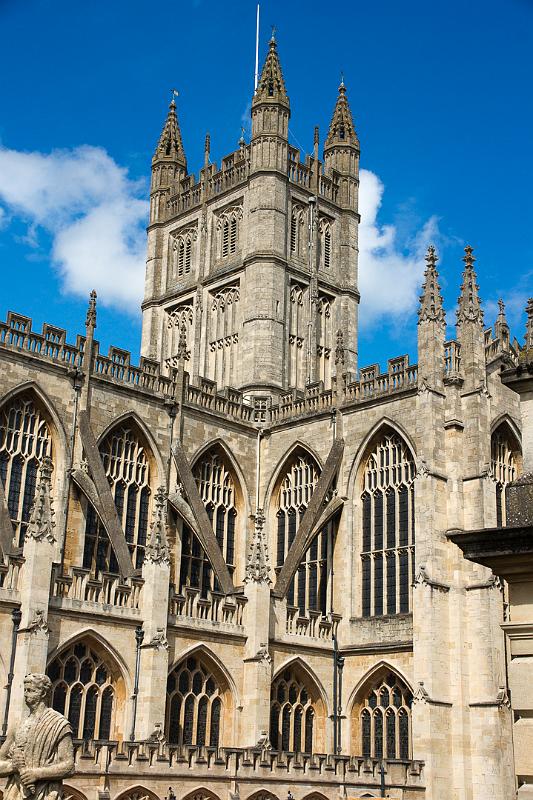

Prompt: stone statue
[{"left": 0, "top": 674, "right": 74, "bottom": 800}]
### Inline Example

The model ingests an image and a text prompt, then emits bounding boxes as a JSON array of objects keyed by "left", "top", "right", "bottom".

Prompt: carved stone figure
[{"left": 0, "top": 674, "right": 74, "bottom": 800}]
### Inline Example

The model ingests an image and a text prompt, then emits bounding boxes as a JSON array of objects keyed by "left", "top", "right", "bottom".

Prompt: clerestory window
[{"left": 166, "top": 654, "right": 224, "bottom": 746}]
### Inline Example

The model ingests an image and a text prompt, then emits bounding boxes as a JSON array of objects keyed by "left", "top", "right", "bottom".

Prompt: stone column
[
  {"left": 11, "top": 459, "right": 56, "bottom": 724},
  {"left": 241, "top": 510, "right": 273, "bottom": 746},
  {"left": 136, "top": 487, "right": 171, "bottom": 739}
]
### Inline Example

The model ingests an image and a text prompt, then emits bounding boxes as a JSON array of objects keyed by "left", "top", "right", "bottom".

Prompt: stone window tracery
[
  {"left": 361, "top": 432, "right": 415, "bottom": 617},
  {"left": 47, "top": 641, "right": 116, "bottom": 740},
  {"left": 166, "top": 303, "right": 193, "bottom": 368},
  {"left": 317, "top": 294, "right": 333, "bottom": 389},
  {"left": 166, "top": 654, "right": 224, "bottom": 746},
  {"left": 170, "top": 228, "right": 197, "bottom": 279},
  {"left": 83, "top": 425, "right": 151, "bottom": 575},
  {"left": 288, "top": 283, "right": 306, "bottom": 390},
  {"left": 491, "top": 425, "right": 520, "bottom": 526},
  {"left": 356, "top": 671, "right": 412, "bottom": 759},
  {"left": 207, "top": 284, "right": 240, "bottom": 387},
  {"left": 319, "top": 219, "right": 332, "bottom": 270},
  {"left": 270, "top": 668, "right": 317, "bottom": 753},
  {"left": 0, "top": 394, "right": 52, "bottom": 546},
  {"left": 217, "top": 207, "right": 242, "bottom": 259},
  {"left": 290, "top": 205, "right": 306, "bottom": 259},
  {"left": 179, "top": 449, "right": 238, "bottom": 595},
  {"left": 276, "top": 452, "right": 335, "bottom": 616}
]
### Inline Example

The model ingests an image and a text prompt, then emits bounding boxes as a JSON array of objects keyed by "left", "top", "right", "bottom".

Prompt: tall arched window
[
  {"left": 170, "top": 228, "right": 197, "bottom": 280},
  {"left": 83, "top": 425, "right": 151, "bottom": 575},
  {"left": 317, "top": 295, "right": 333, "bottom": 390},
  {"left": 217, "top": 207, "right": 242, "bottom": 259},
  {"left": 319, "top": 219, "right": 332, "bottom": 270},
  {"left": 361, "top": 431, "right": 415, "bottom": 617},
  {"left": 166, "top": 653, "right": 227, "bottom": 747},
  {"left": 275, "top": 452, "right": 335, "bottom": 616},
  {"left": 0, "top": 394, "right": 52, "bottom": 546},
  {"left": 47, "top": 641, "right": 119, "bottom": 740},
  {"left": 179, "top": 448, "right": 239, "bottom": 595},
  {"left": 491, "top": 424, "right": 521, "bottom": 526},
  {"left": 288, "top": 283, "right": 306, "bottom": 390},
  {"left": 354, "top": 670, "right": 412, "bottom": 759},
  {"left": 270, "top": 665, "right": 325, "bottom": 753},
  {"left": 207, "top": 284, "right": 240, "bottom": 387},
  {"left": 290, "top": 205, "right": 305, "bottom": 259}
]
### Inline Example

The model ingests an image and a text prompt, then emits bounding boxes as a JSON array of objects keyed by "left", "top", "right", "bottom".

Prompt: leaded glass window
[
  {"left": 166, "top": 654, "right": 224, "bottom": 747},
  {"left": 276, "top": 452, "right": 335, "bottom": 616},
  {"left": 358, "top": 672, "right": 412, "bottom": 759},
  {"left": 83, "top": 425, "right": 151, "bottom": 575},
  {"left": 179, "top": 449, "right": 238, "bottom": 596},
  {"left": 270, "top": 668, "right": 316, "bottom": 753},
  {"left": 0, "top": 395, "right": 52, "bottom": 546},
  {"left": 361, "top": 432, "right": 415, "bottom": 617},
  {"left": 491, "top": 426, "right": 520, "bottom": 527},
  {"left": 47, "top": 642, "right": 116, "bottom": 740}
]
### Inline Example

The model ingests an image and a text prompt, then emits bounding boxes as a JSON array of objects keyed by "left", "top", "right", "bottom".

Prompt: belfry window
[
  {"left": 290, "top": 205, "right": 305, "bottom": 258},
  {"left": 83, "top": 425, "right": 151, "bottom": 575},
  {"left": 276, "top": 452, "right": 335, "bottom": 616},
  {"left": 361, "top": 431, "right": 415, "bottom": 617},
  {"left": 166, "top": 654, "right": 225, "bottom": 746},
  {"left": 491, "top": 424, "right": 520, "bottom": 526},
  {"left": 179, "top": 449, "right": 238, "bottom": 595},
  {"left": 270, "top": 667, "right": 322, "bottom": 753},
  {"left": 171, "top": 229, "right": 196, "bottom": 279},
  {"left": 320, "top": 220, "right": 332, "bottom": 270},
  {"left": 47, "top": 641, "right": 117, "bottom": 740},
  {"left": 356, "top": 671, "right": 412, "bottom": 759},
  {"left": 218, "top": 208, "right": 241, "bottom": 259},
  {"left": 0, "top": 394, "right": 52, "bottom": 546}
]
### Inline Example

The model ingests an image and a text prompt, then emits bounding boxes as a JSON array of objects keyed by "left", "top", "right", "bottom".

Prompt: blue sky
[{"left": 0, "top": 0, "right": 532, "bottom": 371}]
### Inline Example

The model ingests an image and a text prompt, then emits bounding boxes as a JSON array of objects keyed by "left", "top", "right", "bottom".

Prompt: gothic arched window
[
  {"left": 0, "top": 394, "right": 52, "bottom": 546},
  {"left": 47, "top": 641, "right": 118, "bottom": 740},
  {"left": 290, "top": 205, "right": 305, "bottom": 259},
  {"left": 361, "top": 431, "right": 415, "bottom": 617},
  {"left": 166, "top": 654, "right": 226, "bottom": 747},
  {"left": 179, "top": 449, "right": 239, "bottom": 595},
  {"left": 270, "top": 666, "right": 324, "bottom": 753},
  {"left": 170, "top": 228, "right": 197, "bottom": 280},
  {"left": 288, "top": 283, "right": 306, "bottom": 390},
  {"left": 217, "top": 208, "right": 242, "bottom": 259},
  {"left": 83, "top": 425, "right": 151, "bottom": 575},
  {"left": 491, "top": 424, "right": 520, "bottom": 526},
  {"left": 319, "top": 219, "right": 332, "bottom": 270},
  {"left": 208, "top": 284, "right": 240, "bottom": 387},
  {"left": 355, "top": 670, "right": 412, "bottom": 759},
  {"left": 317, "top": 294, "right": 333, "bottom": 390},
  {"left": 275, "top": 452, "right": 335, "bottom": 616}
]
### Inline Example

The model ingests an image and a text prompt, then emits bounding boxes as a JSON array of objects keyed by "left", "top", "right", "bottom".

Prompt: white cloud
[
  {"left": 358, "top": 168, "right": 440, "bottom": 330},
  {"left": 0, "top": 145, "right": 148, "bottom": 310}
]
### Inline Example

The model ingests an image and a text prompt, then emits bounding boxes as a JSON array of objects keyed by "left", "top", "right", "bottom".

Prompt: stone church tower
[{"left": 0, "top": 37, "right": 530, "bottom": 800}]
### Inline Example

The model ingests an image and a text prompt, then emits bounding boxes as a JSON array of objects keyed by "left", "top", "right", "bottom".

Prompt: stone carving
[
  {"left": 0, "top": 673, "right": 74, "bottom": 800},
  {"left": 144, "top": 628, "right": 169, "bottom": 651},
  {"left": 26, "top": 459, "right": 55, "bottom": 544},
  {"left": 144, "top": 487, "right": 170, "bottom": 566},
  {"left": 245, "top": 509, "right": 271, "bottom": 584},
  {"left": 22, "top": 610, "right": 50, "bottom": 637}
]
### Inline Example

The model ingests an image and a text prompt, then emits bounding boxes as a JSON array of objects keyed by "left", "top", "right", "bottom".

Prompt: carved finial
[
  {"left": 85, "top": 290, "right": 97, "bottom": 331},
  {"left": 456, "top": 245, "right": 483, "bottom": 326},
  {"left": 26, "top": 457, "right": 55, "bottom": 543},
  {"left": 314, "top": 126, "right": 320, "bottom": 147},
  {"left": 270, "top": 25, "right": 276, "bottom": 44},
  {"left": 418, "top": 245, "right": 445, "bottom": 325},
  {"left": 523, "top": 297, "right": 533, "bottom": 354},
  {"left": 177, "top": 318, "right": 189, "bottom": 361},
  {"left": 498, "top": 298, "right": 505, "bottom": 317},
  {"left": 145, "top": 486, "right": 170, "bottom": 565},
  {"left": 335, "top": 329, "right": 345, "bottom": 367},
  {"left": 245, "top": 509, "right": 271, "bottom": 584}
]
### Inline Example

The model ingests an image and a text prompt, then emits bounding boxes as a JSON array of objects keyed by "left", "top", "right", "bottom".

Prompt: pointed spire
[
  {"left": 85, "top": 289, "right": 97, "bottom": 332},
  {"left": 524, "top": 297, "right": 533, "bottom": 353},
  {"left": 456, "top": 245, "right": 484, "bottom": 326},
  {"left": 153, "top": 97, "right": 186, "bottom": 169},
  {"left": 418, "top": 246, "right": 445, "bottom": 325},
  {"left": 245, "top": 509, "right": 271, "bottom": 584},
  {"left": 26, "top": 457, "right": 55, "bottom": 543},
  {"left": 145, "top": 486, "right": 170, "bottom": 566},
  {"left": 324, "top": 80, "right": 359, "bottom": 150},
  {"left": 252, "top": 36, "right": 289, "bottom": 109}
]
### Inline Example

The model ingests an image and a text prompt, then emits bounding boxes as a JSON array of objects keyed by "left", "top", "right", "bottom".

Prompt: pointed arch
[
  {"left": 301, "top": 793, "right": 329, "bottom": 800},
  {"left": 346, "top": 660, "right": 414, "bottom": 714},
  {"left": 96, "top": 410, "right": 165, "bottom": 484},
  {"left": 63, "top": 787, "right": 88, "bottom": 800},
  {"left": 263, "top": 440, "right": 323, "bottom": 512},
  {"left": 46, "top": 630, "right": 129, "bottom": 741},
  {"left": 272, "top": 656, "right": 329, "bottom": 715},
  {"left": 114, "top": 787, "right": 160, "bottom": 800},
  {"left": 270, "top": 657, "right": 328, "bottom": 753},
  {"left": 347, "top": 417, "right": 417, "bottom": 498},
  {"left": 166, "top": 645, "right": 236, "bottom": 748},
  {"left": 167, "top": 643, "right": 238, "bottom": 706},
  {"left": 181, "top": 790, "right": 221, "bottom": 800},
  {"left": 46, "top": 627, "right": 131, "bottom": 687},
  {"left": 491, "top": 413, "right": 522, "bottom": 446},
  {"left": 0, "top": 380, "right": 69, "bottom": 461},
  {"left": 190, "top": 437, "right": 252, "bottom": 509},
  {"left": 246, "top": 792, "right": 279, "bottom": 800},
  {"left": 491, "top": 417, "right": 522, "bottom": 526}
]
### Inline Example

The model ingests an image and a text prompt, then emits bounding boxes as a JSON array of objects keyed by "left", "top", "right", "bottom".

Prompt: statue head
[{"left": 24, "top": 673, "right": 52, "bottom": 709}]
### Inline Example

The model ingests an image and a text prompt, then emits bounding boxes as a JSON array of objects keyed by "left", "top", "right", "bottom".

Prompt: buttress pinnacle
[
  {"left": 153, "top": 98, "right": 187, "bottom": 169},
  {"left": 418, "top": 246, "right": 445, "bottom": 325},
  {"left": 324, "top": 80, "right": 359, "bottom": 150},
  {"left": 253, "top": 36, "right": 289, "bottom": 109},
  {"left": 456, "top": 245, "right": 484, "bottom": 326}
]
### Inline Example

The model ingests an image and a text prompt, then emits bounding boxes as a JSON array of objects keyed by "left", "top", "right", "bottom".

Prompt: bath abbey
[{"left": 1, "top": 36, "right": 533, "bottom": 800}]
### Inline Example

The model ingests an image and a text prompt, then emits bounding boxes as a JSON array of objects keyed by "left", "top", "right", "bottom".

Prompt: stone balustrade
[
  {"left": 285, "top": 606, "right": 341, "bottom": 640},
  {"left": 0, "top": 553, "right": 24, "bottom": 599},
  {"left": 50, "top": 565, "right": 143, "bottom": 613},
  {"left": 168, "top": 586, "right": 247, "bottom": 631}
]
